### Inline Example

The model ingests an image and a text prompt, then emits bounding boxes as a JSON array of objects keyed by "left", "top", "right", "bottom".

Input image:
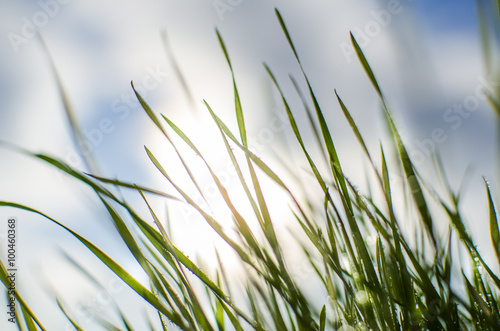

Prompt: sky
[{"left": 0, "top": 0, "right": 497, "bottom": 329}]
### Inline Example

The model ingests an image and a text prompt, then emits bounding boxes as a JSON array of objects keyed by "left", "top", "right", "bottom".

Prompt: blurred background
[{"left": 0, "top": 0, "right": 496, "bottom": 329}]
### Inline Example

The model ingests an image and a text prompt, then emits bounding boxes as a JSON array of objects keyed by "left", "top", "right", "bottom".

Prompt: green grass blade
[
  {"left": 39, "top": 36, "right": 99, "bottom": 173},
  {"left": 0, "top": 258, "right": 46, "bottom": 331},
  {"left": 56, "top": 298, "right": 84, "bottom": 331},
  {"left": 92, "top": 313, "right": 123, "bottom": 331},
  {"left": 319, "top": 305, "right": 326, "bottom": 331},
  {"left": 0, "top": 201, "right": 187, "bottom": 330},
  {"left": 118, "top": 309, "right": 134, "bottom": 331},
  {"left": 161, "top": 30, "right": 197, "bottom": 111},
  {"left": 97, "top": 194, "right": 187, "bottom": 322},
  {"left": 160, "top": 114, "right": 264, "bottom": 259},
  {"left": 289, "top": 74, "right": 329, "bottom": 164},
  {"left": 202, "top": 101, "right": 290, "bottom": 254},
  {"left": 213, "top": 277, "right": 225, "bottom": 331},
  {"left": 132, "top": 83, "right": 207, "bottom": 203},
  {"left": 265, "top": 65, "right": 330, "bottom": 200},
  {"left": 216, "top": 29, "right": 247, "bottom": 146},
  {"left": 290, "top": 45, "right": 348, "bottom": 201},
  {"left": 275, "top": 9, "right": 300, "bottom": 61},
  {"left": 19, "top": 304, "right": 37, "bottom": 331},
  {"left": 335, "top": 90, "right": 373, "bottom": 164},
  {"left": 485, "top": 178, "right": 500, "bottom": 266},
  {"left": 128, "top": 190, "right": 264, "bottom": 329},
  {"left": 144, "top": 147, "right": 252, "bottom": 263},
  {"left": 275, "top": 15, "right": 377, "bottom": 291},
  {"left": 85, "top": 174, "right": 182, "bottom": 201},
  {"left": 463, "top": 271, "right": 499, "bottom": 328},
  {"left": 350, "top": 33, "right": 383, "bottom": 99},
  {"left": 351, "top": 33, "right": 437, "bottom": 248},
  {"left": 219, "top": 298, "right": 247, "bottom": 331}
]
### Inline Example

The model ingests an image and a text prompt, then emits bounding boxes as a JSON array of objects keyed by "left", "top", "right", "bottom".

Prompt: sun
[{"left": 144, "top": 103, "right": 297, "bottom": 275}]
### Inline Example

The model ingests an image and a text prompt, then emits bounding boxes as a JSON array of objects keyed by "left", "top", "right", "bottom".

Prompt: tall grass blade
[
  {"left": 0, "top": 201, "right": 188, "bottom": 330},
  {"left": 56, "top": 298, "right": 84, "bottom": 331},
  {"left": 485, "top": 178, "right": 500, "bottom": 266},
  {"left": 351, "top": 33, "right": 437, "bottom": 249},
  {"left": 0, "top": 258, "right": 46, "bottom": 331},
  {"left": 39, "top": 37, "right": 99, "bottom": 174},
  {"left": 132, "top": 83, "right": 207, "bottom": 202},
  {"left": 161, "top": 30, "right": 197, "bottom": 111}
]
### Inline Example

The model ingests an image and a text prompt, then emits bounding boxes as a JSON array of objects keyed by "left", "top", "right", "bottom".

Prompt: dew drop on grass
[
  {"left": 356, "top": 322, "right": 368, "bottom": 331},
  {"left": 355, "top": 290, "right": 369, "bottom": 305}
]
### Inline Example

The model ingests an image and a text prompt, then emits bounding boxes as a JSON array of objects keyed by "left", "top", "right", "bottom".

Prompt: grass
[{"left": 3, "top": 3, "right": 500, "bottom": 330}]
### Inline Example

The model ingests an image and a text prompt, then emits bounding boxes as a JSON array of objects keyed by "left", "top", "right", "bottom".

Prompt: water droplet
[{"left": 355, "top": 290, "right": 369, "bottom": 305}]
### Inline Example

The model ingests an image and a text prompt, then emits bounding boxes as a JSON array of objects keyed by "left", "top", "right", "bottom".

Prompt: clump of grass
[{"left": 3, "top": 4, "right": 500, "bottom": 331}]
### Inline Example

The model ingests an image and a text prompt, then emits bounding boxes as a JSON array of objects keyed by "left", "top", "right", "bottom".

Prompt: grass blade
[{"left": 485, "top": 178, "right": 500, "bottom": 266}]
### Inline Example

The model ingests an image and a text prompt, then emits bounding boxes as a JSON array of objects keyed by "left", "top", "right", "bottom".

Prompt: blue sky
[{"left": 414, "top": 0, "right": 479, "bottom": 31}]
